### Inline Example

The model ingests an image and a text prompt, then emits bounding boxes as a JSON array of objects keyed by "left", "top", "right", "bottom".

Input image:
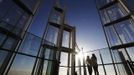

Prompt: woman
[
  {"left": 91, "top": 54, "right": 99, "bottom": 75},
  {"left": 86, "top": 56, "right": 92, "bottom": 75}
]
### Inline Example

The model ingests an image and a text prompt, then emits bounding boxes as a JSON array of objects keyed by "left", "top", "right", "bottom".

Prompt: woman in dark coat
[{"left": 91, "top": 54, "right": 99, "bottom": 75}]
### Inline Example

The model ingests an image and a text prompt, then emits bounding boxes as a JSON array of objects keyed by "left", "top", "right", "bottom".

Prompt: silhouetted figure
[
  {"left": 91, "top": 54, "right": 99, "bottom": 75},
  {"left": 86, "top": 56, "right": 92, "bottom": 75}
]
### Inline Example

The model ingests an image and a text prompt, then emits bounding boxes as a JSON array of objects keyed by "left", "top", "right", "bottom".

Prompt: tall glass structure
[
  {"left": 95, "top": 0, "right": 134, "bottom": 75},
  {"left": 0, "top": 0, "right": 76, "bottom": 75},
  {"left": 41, "top": 2, "right": 76, "bottom": 75},
  {"left": 0, "top": 0, "right": 42, "bottom": 75}
]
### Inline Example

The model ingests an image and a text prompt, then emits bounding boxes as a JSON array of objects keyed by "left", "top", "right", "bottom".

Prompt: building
[
  {"left": 0, "top": 0, "right": 42, "bottom": 75},
  {"left": 0, "top": 0, "right": 76, "bottom": 75},
  {"left": 95, "top": 0, "right": 134, "bottom": 75}
]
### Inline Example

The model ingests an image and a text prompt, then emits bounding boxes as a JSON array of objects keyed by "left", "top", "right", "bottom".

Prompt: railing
[{"left": 75, "top": 46, "right": 134, "bottom": 75}]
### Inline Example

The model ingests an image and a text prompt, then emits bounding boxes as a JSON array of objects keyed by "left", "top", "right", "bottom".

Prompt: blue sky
[{"left": 28, "top": 0, "right": 107, "bottom": 51}]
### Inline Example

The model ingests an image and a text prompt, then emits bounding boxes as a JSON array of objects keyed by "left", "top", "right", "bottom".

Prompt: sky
[{"left": 28, "top": 0, "right": 108, "bottom": 52}]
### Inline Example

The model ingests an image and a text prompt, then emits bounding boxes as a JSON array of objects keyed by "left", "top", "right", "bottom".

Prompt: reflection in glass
[
  {"left": 105, "top": 65, "right": 115, "bottom": 75},
  {"left": 105, "top": 26, "right": 121, "bottom": 46},
  {"left": 8, "top": 54, "right": 35, "bottom": 75},
  {"left": 50, "top": 9, "right": 61, "bottom": 24},
  {"left": 0, "top": 50, "right": 8, "bottom": 68},
  {"left": 44, "top": 48, "right": 51, "bottom": 59},
  {"left": 115, "top": 20, "right": 134, "bottom": 43},
  {"left": 100, "top": 10, "right": 110, "bottom": 24},
  {"left": 126, "top": 47, "right": 134, "bottom": 61},
  {"left": 0, "top": 0, "right": 30, "bottom": 36},
  {"left": 100, "top": 48, "right": 112, "bottom": 64},
  {"left": 59, "top": 67, "right": 67, "bottom": 75},
  {"left": 46, "top": 61, "right": 52, "bottom": 75},
  {"left": 46, "top": 25, "right": 58, "bottom": 45},
  {"left": 118, "top": 48, "right": 129, "bottom": 60},
  {"left": 115, "top": 64, "right": 127, "bottom": 75},
  {"left": 13, "top": 13, "right": 29, "bottom": 35},
  {"left": 43, "top": 61, "right": 48, "bottom": 75},
  {"left": 100, "top": 3, "right": 127, "bottom": 24},
  {"left": 107, "top": 4, "right": 127, "bottom": 21},
  {"left": 0, "top": 33, "right": 6, "bottom": 46},
  {"left": 62, "top": 30, "right": 70, "bottom": 48},
  {"left": 44, "top": 48, "right": 58, "bottom": 60},
  {"left": 112, "top": 50, "right": 122, "bottom": 63},
  {"left": 60, "top": 52, "right": 68, "bottom": 66},
  {"left": 2, "top": 4, "right": 23, "bottom": 26},
  {"left": 19, "top": 33, "right": 41, "bottom": 56},
  {"left": 2, "top": 37, "right": 16, "bottom": 50}
]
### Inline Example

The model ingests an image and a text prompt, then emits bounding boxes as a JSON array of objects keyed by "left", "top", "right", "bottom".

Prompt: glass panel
[
  {"left": 69, "top": 68, "right": 71, "bottom": 75},
  {"left": 43, "top": 60, "right": 48, "bottom": 75},
  {"left": 8, "top": 54, "right": 35, "bottom": 75},
  {"left": 98, "top": 66, "right": 105, "bottom": 75},
  {"left": 115, "top": 64, "right": 127, "bottom": 75},
  {"left": 100, "top": 10, "right": 110, "bottom": 24},
  {"left": 126, "top": 47, "right": 134, "bottom": 61},
  {"left": 85, "top": 67, "right": 89, "bottom": 75},
  {"left": 0, "top": 0, "right": 30, "bottom": 35},
  {"left": 13, "top": 13, "right": 29, "bottom": 35},
  {"left": 46, "top": 61, "right": 52, "bottom": 75},
  {"left": 0, "top": 0, "right": 12, "bottom": 19},
  {"left": 44, "top": 48, "right": 57, "bottom": 60},
  {"left": 62, "top": 30, "right": 70, "bottom": 48},
  {"left": 0, "top": 3, "right": 26, "bottom": 35},
  {"left": 106, "top": 4, "right": 127, "bottom": 21},
  {"left": 44, "top": 48, "right": 51, "bottom": 59},
  {"left": 59, "top": 67, "right": 67, "bottom": 75},
  {"left": 96, "top": 0, "right": 114, "bottom": 8},
  {"left": 115, "top": 20, "right": 134, "bottom": 44},
  {"left": 118, "top": 48, "right": 130, "bottom": 61},
  {"left": 0, "top": 21, "right": 13, "bottom": 31},
  {"left": 70, "top": 33, "right": 73, "bottom": 49},
  {"left": 2, "top": 4, "right": 23, "bottom": 26},
  {"left": 100, "top": 3, "right": 127, "bottom": 24},
  {"left": 50, "top": 9, "right": 62, "bottom": 24},
  {"left": 81, "top": 68, "right": 84, "bottom": 75},
  {"left": 2, "top": 37, "right": 16, "bottom": 50},
  {"left": 20, "top": 0, "right": 39, "bottom": 12},
  {"left": 60, "top": 52, "right": 68, "bottom": 66},
  {"left": 100, "top": 48, "right": 112, "bottom": 64},
  {"left": 112, "top": 50, "right": 122, "bottom": 63},
  {"left": 45, "top": 25, "right": 58, "bottom": 46},
  {"left": 0, "top": 33, "right": 6, "bottom": 46},
  {"left": 105, "top": 65, "right": 115, "bottom": 75},
  {"left": 0, "top": 50, "right": 8, "bottom": 68},
  {"left": 105, "top": 26, "right": 121, "bottom": 46},
  {"left": 19, "top": 33, "right": 41, "bottom": 56}
]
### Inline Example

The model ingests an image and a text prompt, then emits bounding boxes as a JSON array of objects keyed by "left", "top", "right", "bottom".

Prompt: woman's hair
[
  {"left": 92, "top": 54, "right": 96, "bottom": 59},
  {"left": 87, "top": 56, "right": 90, "bottom": 59}
]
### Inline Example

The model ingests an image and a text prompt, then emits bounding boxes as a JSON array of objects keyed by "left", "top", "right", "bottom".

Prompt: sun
[{"left": 76, "top": 51, "right": 88, "bottom": 62}]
